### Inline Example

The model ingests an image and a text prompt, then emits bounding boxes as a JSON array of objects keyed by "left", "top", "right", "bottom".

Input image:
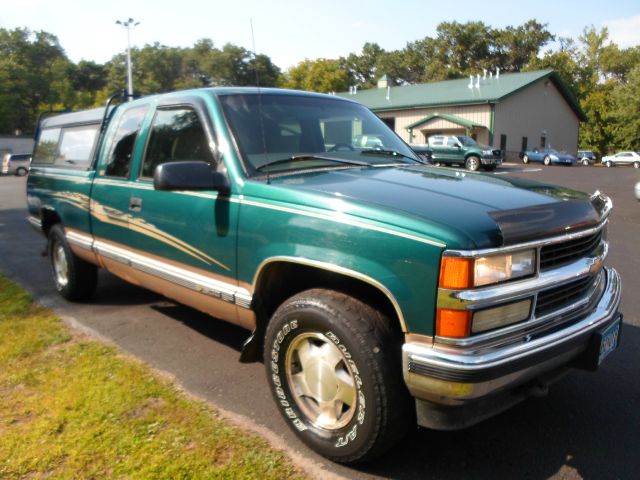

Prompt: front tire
[
  {"left": 264, "top": 289, "right": 412, "bottom": 464},
  {"left": 48, "top": 224, "right": 98, "bottom": 301},
  {"left": 605, "top": 160, "right": 613, "bottom": 167},
  {"left": 634, "top": 161, "right": 639, "bottom": 169},
  {"left": 582, "top": 159, "right": 589, "bottom": 166},
  {"left": 16, "top": 167, "right": 28, "bottom": 176},
  {"left": 522, "top": 155, "right": 529, "bottom": 164},
  {"left": 465, "top": 155, "right": 480, "bottom": 171},
  {"left": 543, "top": 156, "right": 551, "bottom": 166}
]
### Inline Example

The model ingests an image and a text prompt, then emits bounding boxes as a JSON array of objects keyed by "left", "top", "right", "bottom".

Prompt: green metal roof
[
  {"left": 405, "top": 113, "right": 485, "bottom": 130},
  {"left": 339, "top": 69, "right": 586, "bottom": 121}
]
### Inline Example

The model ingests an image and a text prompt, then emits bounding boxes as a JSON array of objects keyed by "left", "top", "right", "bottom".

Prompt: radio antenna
[{"left": 250, "top": 18, "right": 270, "bottom": 184}]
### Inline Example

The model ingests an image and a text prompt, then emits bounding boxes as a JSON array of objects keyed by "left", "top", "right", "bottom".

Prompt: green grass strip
[{"left": 0, "top": 276, "right": 305, "bottom": 479}]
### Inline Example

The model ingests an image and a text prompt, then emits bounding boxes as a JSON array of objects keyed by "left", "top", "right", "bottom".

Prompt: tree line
[{"left": 0, "top": 21, "right": 638, "bottom": 155}]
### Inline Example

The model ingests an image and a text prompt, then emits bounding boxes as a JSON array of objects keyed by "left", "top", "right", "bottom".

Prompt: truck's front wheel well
[
  {"left": 41, "top": 209, "right": 62, "bottom": 235},
  {"left": 240, "top": 261, "right": 403, "bottom": 362}
]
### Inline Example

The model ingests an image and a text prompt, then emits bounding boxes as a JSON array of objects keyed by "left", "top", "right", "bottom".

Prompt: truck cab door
[
  {"left": 443, "top": 136, "right": 462, "bottom": 163},
  {"left": 122, "top": 99, "right": 244, "bottom": 327}
]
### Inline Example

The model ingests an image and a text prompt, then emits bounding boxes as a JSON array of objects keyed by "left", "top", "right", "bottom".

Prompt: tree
[
  {"left": 0, "top": 28, "right": 72, "bottom": 134},
  {"left": 282, "top": 58, "right": 350, "bottom": 93}
]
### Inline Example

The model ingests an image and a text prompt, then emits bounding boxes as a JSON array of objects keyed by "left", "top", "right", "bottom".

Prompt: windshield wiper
[
  {"left": 360, "top": 149, "right": 425, "bottom": 164},
  {"left": 256, "top": 154, "right": 372, "bottom": 172}
]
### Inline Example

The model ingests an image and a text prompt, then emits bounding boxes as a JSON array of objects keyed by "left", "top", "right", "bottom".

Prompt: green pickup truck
[
  {"left": 27, "top": 88, "right": 622, "bottom": 464},
  {"left": 427, "top": 134, "right": 502, "bottom": 171}
]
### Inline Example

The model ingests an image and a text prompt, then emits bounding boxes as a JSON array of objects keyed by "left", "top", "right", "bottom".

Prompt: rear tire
[
  {"left": 605, "top": 160, "right": 612, "bottom": 168},
  {"left": 634, "top": 162, "right": 639, "bottom": 169},
  {"left": 581, "top": 159, "right": 589, "bottom": 166},
  {"left": 522, "top": 155, "right": 529, "bottom": 164},
  {"left": 264, "top": 289, "right": 412, "bottom": 464},
  {"left": 16, "top": 167, "right": 28, "bottom": 176},
  {"left": 48, "top": 224, "right": 97, "bottom": 301}
]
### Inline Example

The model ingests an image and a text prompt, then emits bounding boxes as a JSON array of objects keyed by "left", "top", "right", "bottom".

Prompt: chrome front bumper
[{"left": 402, "top": 267, "right": 621, "bottom": 407}]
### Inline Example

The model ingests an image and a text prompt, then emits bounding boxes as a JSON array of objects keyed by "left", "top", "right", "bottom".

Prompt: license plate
[{"left": 598, "top": 320, "right": 621, "bottom": 365}]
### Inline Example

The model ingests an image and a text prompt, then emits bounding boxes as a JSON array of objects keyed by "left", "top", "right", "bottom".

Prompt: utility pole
[{"left": 115, "top": 18, "right": 140, "bottom": 97}]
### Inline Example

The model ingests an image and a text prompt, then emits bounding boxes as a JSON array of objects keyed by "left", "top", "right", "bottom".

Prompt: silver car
[
  {"left": 601, "top": 151, "right": 640, "bottom": 168},
  {"left": 1, "top": 153, "right": 32, "bottom": 176}
]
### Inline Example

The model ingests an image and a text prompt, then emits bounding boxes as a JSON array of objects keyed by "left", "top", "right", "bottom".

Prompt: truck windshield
[{"left": 218, "top": 93, "right": 420, "bottom": 174}]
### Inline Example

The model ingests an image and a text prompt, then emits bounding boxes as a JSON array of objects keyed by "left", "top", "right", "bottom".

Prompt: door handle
[{"left": 129, "top": 197, "right": 142, "bottom": 212}]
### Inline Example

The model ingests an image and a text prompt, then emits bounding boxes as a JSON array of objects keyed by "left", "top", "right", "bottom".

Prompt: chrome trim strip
[
  {"left": 66, "top": 230, "right": 94, "bottom": 251},
  {"left": 439, "top": 270, "right": 606, "bottom": 349},
  {"left": 239, "top": 198, "right": 446, "bottom": 248},
  {"left": 27, "top": 216, "right": 42, "bottom": 230},
  {"left": 63, "top": 231, "right": 251, "bottom": 309},
  {"left": 252, "top": 256, "right": 408, "bottom": 332},
  {"left": 403, "top": 267, "right": 620, "bottom": 381},
  {"left": 437, "top": 242, "right": 608, "bottom": 311},
  {"left": 443, "top": 219, "right": 608, "bottom": 258}
]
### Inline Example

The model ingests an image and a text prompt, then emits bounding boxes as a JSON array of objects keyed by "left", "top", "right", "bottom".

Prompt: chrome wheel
[
  {"left": 605, "top": 160, "right": 612, "bottom": 167},
  {"left": 543, "top": 156, "right": 551, "bottom": 166},
  {"left": 466, "top": 156, "right": 480, "bottom": 171},
  {"left": 52, "top": 241, "right": 69, "bottom": 289},
  {"left": 522, "top": 155, "right": 529, "bottom": 164},
  {"left": 582, "top": 159, "right": 589, "bottom": 166},
  {"left": 634, "top": 162, "right": 639, "bottom": 169},
  {"left": 285, "top": 332, "right": 357, "bottom": 430}
]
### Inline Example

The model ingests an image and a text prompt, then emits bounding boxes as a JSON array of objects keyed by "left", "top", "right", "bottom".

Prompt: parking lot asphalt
[{"left": 1, "top": 163, "right": 639, "bottom": 480}]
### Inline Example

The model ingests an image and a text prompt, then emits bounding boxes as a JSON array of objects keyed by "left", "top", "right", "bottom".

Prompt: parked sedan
[
  {"left": 520, "top": 148, "right": 576, "bottom": 166},
  {"left": 601, "top": 151, "right": 640, "bottom": 168}
]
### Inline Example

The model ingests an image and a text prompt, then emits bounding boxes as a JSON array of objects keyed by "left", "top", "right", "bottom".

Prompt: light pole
[{"left": 115, "top": 18, "right": 140, "bottom": 97}]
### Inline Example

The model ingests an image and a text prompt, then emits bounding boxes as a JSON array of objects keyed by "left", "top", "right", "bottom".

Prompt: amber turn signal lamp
[
  {"left": 439, "top": 257, "right": 474, "bottom": 289},
  {"left": 436, "top": 308, "right": 472, "bottom": 338}
]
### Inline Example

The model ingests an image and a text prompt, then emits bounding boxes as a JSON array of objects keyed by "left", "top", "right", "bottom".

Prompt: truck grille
[
  {"left": 540, "top": 231, "right": 602, "bottom": 271},
  {"left": 535, "top": 275, "right": 595, "bottom": 317}
]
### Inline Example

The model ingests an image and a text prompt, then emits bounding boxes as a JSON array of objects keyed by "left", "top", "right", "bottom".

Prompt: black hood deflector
[{"left": 490, "top": 195, "right": 607, "bottom": 246}]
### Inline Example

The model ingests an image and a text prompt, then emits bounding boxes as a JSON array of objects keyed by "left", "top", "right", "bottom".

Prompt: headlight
[
  {"left": 481, "top": 149, "right": 493, "bottom": 155},
  {"left": 439, "top": 249, "right": 536, "bottom": 289},
  {"left": 474, "top": 250, "right": 536, "bottom": 287}
]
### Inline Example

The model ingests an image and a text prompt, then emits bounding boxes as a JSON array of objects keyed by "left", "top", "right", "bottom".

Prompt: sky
[{"left": 1, "top": 0, "right": 639, "bottom": 69}]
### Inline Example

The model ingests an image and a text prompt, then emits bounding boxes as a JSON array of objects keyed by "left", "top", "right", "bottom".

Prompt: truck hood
[{"left": 267, "top": 165, "right": 605, "bottom": 249}]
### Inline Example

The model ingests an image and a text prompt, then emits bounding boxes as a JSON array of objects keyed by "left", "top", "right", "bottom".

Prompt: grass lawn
[{"left": 0, "top": 276, "right": 305, "bottom": 479}]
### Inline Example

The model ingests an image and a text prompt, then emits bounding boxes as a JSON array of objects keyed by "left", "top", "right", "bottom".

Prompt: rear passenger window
[
  {"left": 103, "top": 105, "right": 149, "bottom": 178},
  {"left": 33, "top": 128, "right": 61, "bottom": 164},
  {"left": 141, "top": 108, "right": 213, "bottom": 178},
  {"left": 56, "top": 125, "right": 99, "bottom": 167}
]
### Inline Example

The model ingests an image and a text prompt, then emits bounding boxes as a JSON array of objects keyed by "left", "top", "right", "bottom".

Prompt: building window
[
  {"left": 540, "top": 136, "right": 546, "bottom": 148},
  {"left": 500, "top": 134, "right": 507, "bottom": 152},
  {"left": 521, "top": 136, "right": 528, "bottom": 151}
]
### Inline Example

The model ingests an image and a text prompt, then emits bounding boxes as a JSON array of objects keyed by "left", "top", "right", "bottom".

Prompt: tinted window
[
  {"left": 56, "top": 124, "right": 99, "bottom": 167},
  {"left": 9, "top": 154, "right": 31, "bottom": 161},
  {"left": 33, "top": 128, "right": 61, "bottom": 164},
  {"left": 103, "top": 105, "right": 148, "bottom": 178},
  {"left": 141, "top": 108, "right": 214, "bottom": 178}
]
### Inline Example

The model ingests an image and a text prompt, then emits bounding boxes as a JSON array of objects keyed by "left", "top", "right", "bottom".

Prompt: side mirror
[{"left": 153, "top": 161, "right": 230, "bottom": 195}]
